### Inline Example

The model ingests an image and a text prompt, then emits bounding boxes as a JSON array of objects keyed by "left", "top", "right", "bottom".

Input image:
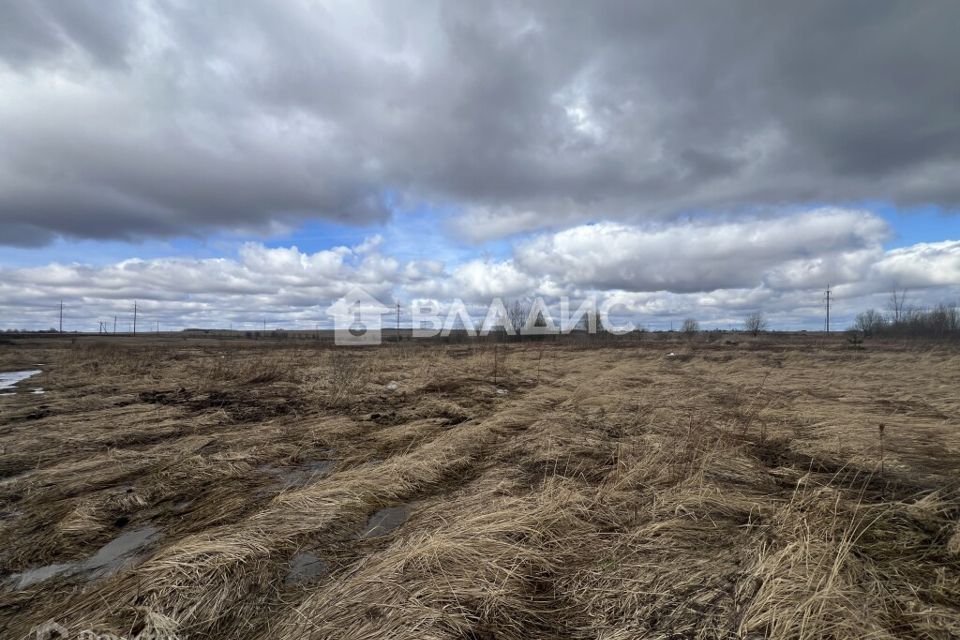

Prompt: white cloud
[
  {"left": 871, "top": 240, "right": 960, "bottom": 288},
  {"left": 0, "top": 239, "right": 400, "bottom": 329},
  {"left": 405, "top": 259, "right": 538, "bottom": 303},
  {"left": 515, "top": 208, "right": 890, "bottom": 293},
  {"left": 2, "top": 210, "right": 959, "bottom": 331}
]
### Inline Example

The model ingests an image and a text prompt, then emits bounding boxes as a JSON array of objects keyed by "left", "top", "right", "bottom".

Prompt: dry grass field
[{"left": 1, "top": 335, "right": 959, "bottom": 639}]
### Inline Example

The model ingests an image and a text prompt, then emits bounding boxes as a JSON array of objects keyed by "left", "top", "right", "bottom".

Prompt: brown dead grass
[{"left": 1, "top": 336, "right": 959, "bottom": 639}]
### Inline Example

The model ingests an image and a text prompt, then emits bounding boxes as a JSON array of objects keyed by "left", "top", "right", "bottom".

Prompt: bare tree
[
  {"left": 888, "top": 288, "right": 909, "bottom": 322},
  {"left": 681, "top": 318, "right": 699, "bottom": 336},
  {"left": 853, "top": 308, "right": 885, "bottom": 337},
  {"left": 744, "top": 312, "right": 767, "bottom": 336}
]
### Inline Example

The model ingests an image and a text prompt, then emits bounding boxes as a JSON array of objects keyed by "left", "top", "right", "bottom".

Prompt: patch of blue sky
[
  {"left": 383, "top": 202, "right": 514, "bottom": 264},
  {"left": 265, "top": 197, "right": 518, "bottom": 267},
  {"left": 0, "top": 235, "right": 227, "bottom": 268},
  {"left": 867, "top": 202, "right": 960, "bottom": 248},
  {"left": 260, "top": 218, "right": 370, "bottom": 253}
]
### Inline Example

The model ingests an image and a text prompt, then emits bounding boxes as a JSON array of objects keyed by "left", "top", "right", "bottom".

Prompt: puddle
[
  {"left": 261, "top": 459, "right": 336, "bottom": 491},
  {"left": 6, "top": 526, "right": 161, "bottom": 590},
  {"left": 82, "top": 526, "right": 160, "bottom": 577},
  {"left": 31, "top": 387, "right": 45, "bottom": 395},
  {"left": 359, "top": 505, "right": 410, "bottom": 538},
  {"left": 11, "top": 563, "right": 74, "bottom": 590},
  {"left": 0, "top": 370, "right": 41, "bottom": 392},
  {"left": 284, "top": 551, "right": 330, "bottom": 585}
]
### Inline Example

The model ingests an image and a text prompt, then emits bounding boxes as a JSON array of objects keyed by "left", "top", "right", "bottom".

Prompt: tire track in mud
[
  {"left": 256, "top": 353, "right": 763, "bottom": 640},
  {"left": 14, "top": 378, "right": 567, "bottom": 639},
  {"left": 257, "top": 379, "right": 589, "bottom": 640}
]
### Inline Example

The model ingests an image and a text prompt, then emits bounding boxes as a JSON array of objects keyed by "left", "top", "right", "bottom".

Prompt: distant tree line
[
  {"left": 854, "top": 303, "right": 960, "bottom": 339},
  {"left": 852, "top": 289, "right": 959, "bottom": 339}
]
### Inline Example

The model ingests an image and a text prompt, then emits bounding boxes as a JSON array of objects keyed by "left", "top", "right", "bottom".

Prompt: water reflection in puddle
[
  {"left": 260, "top": 459, "right": 336, "bottom": 491},
  {"left": 83, "top": 526, "right": 160, "bottom": 577},
  {"left": 359, "top": 505, "right": 410, "bottom": 538},
  {"left": 284, "top": 552, "right": 330, "bottom": 585},
  {"left": 7, "top": 526, "right": 161, "bottom": 590},
  {"left": 12, "top": 563, "right": 74, "bottom": 589},
  {"left": 0, "top": 370, "right": 41, "bottom": 393}
]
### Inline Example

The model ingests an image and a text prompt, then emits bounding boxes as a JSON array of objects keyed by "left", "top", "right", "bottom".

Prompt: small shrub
[
  {"left": 744, "top": 312, "right": 767, "bottom": 336},
  {"left": 846, "top": 330, "right": 864, "bottom": 349},
  {"left": 681, "top": 318, "right": 699, "bottom": 336}
]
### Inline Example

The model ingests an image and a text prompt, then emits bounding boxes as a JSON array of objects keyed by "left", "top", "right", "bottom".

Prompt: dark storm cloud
[
  {"left": 0, "top": 0, "right": 138, "bottom": 68},
  {"left": 1, "top": 0, "right": 959, "bottom": 245}
]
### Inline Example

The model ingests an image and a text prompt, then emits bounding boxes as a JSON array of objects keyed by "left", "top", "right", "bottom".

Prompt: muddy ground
[{"left": 1, "top": 335, "right": 959, "bottom": 639}]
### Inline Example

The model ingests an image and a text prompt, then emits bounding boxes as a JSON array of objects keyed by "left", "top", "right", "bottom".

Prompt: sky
[{"left": 1, "top": 1, "right": 959, "bottom": 332}]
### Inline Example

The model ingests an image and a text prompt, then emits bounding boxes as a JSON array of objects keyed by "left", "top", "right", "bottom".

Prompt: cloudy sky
[{"left": 2, "top": 0, "right": 959, "bottom": 331}]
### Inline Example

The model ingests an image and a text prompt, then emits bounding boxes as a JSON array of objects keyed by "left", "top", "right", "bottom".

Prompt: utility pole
[
  {"left": 133, "top": 301, "right": 138, "bottom": 336},
  {"left": 396, "top": 301, "right": 401, "bottom": 342},
  {"left": 824, "top": 285, "right": 831, "bottom": 333},
  {"left": 263, "top": 319, "right": 267, "bottom": 331},
  {"left": 113, "top": 316, "right": 117, "bottom": 334},
  {"left": 156, "top": 321, "right": 160, "bottom": 334},
  {"left": 59, "top": 300, "right": 63, "bottom": 333}
]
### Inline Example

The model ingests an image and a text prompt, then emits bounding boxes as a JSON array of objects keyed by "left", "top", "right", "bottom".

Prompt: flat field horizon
[{"left": 1, "top": 334, "right": 959, "bottom": 639}]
